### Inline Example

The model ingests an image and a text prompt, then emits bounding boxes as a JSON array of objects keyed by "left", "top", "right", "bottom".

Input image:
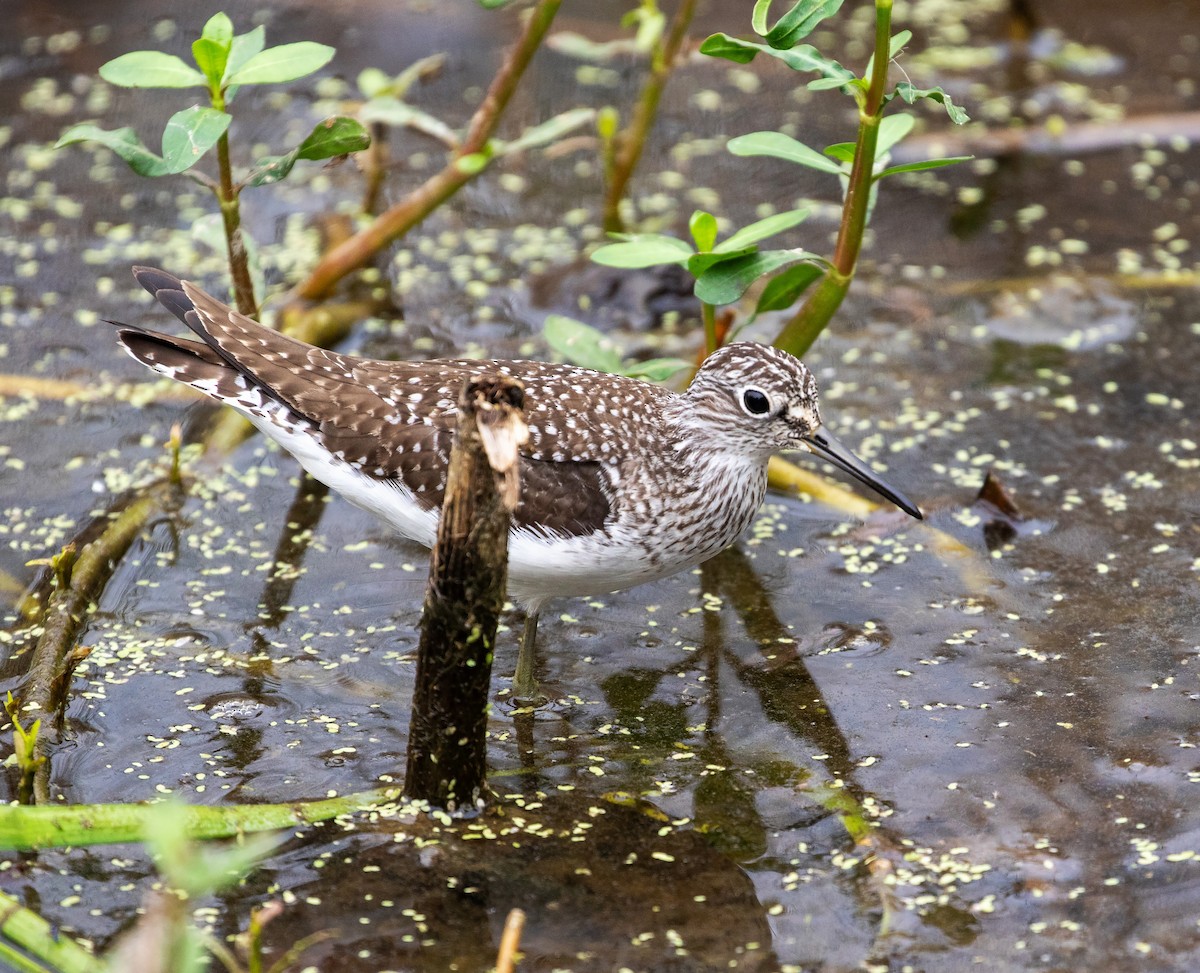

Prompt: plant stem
[
  {"left": 0, "top": 787, "right": 404, "bottom": 851},
  {"left": 211, "top": 89, "right": 258, "bottom": 317},
  {"left": 361, "top": 120, "right": 390, "bottom": 214},
  {"left": 602, "top": 0, "right": 699, "bottom": 233},
  {"left": 0, "top": 891, "right": 103, "bottom": 973},
  {"left": 771, "top": 265, "right": 851, "bottom": 357},
  {"left": 773, "top": 0, "right": 893, "bottom": 358},
  {"left": 294, "top": 0, "right": 562, "bottom": 301},
  {"left": 701, "top": 301, "right": 718, "bottom": 355}
]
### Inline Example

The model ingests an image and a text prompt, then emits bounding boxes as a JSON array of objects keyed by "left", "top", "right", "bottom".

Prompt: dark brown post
[{"left": 403, "top": 375, "right": 527, "bottom": 808}]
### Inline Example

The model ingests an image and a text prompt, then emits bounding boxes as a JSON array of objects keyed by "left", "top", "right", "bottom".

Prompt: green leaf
[
  {"left": 889, "top": 82, "right": 970, "bottom": 124},
  {"left": 99, "top": 51, "right": 205, "bottom": 88},
  {"left": 689, "top": 211, "right": 718, "bottom": 252},
  {"left": 876, "top": 112, "right": 915, "bottom": 156},
  {"left": 763, "top": 0, "right": 847, "bottom": 50},
  {"left": 296, "top": 116, "right": 371, "bottom": 159},
  {"left": 224, "top": 26, "right": 265, "bottom": 83},
  {"left": 823, "top": 141, "right": 855, "bottom": 163},
  {"left": 700, "top": 33, "right": 855, "bottom": 83},
  {"left": 807, "top": 76, "right": 852, "bottom": 91},
  {"left": 160, "top": 106, "right": 231, "bottom": 174},
  {"left": 751, "top": 0, "right": 773, "bottom": 35},
  {"left": 889, "top": 29, "right": 912, "bottom": 59},
  {"left": 718, "top": 207, "right": 810, "bottom": 251},
  {"left": 754, "top": 262, "right": 825, "bottom": 314},
  {"left": 699, "top": 32, "right": 759, "bottom": 64},
  {"left": 694, "top": 249, "right": 824, "bottom": 305},
  {"left": 201, "top": 12, "right": 234, "bottom": 48},
  {"left": 764, "top": 41, "right": 855, "bottom": 80},
  {"left": 497, "top": 107, "right": 595, "bottom": 155},
  {"left": 728, "top": 131, "right": 845, "bottom": 175},
  {"left": 625, "top": 2, "right": 667, "bottom": 54},
  {"left": 55, "top": 123, "right": 169, "bottom": 177},
  {"left": 226, "top": 41, "right": 335, "bottom": 85},
  {"left": 360, "top": 98, "right": 460, "bottom": 148},
  {"left": 591, "top": 235, "right": 694, "bottom": 268},
  {"left": 477, "top": 0, "right": 516, "bottom": 7},
  {"left": 192, "top": 38, "right": 228, "bottom": 87},
  {"left": 358, "top": 67, "right": 392, "bottom": 99},
  {"left": 143, "top": 801, "right": 279, "bottom": 898},
  {"left": 621, "top": 357, "right": 690, "bottom": 382},
  {"left": 875, "top": 155, "right": 973, "bottom": 180},
  {"left": 357, "top": 54, "right": 445, "bottom": 100},
  {"left": 687, "top": 246, "right": 757, "bottom": 276},
  {"left": 246, "top": 116, "right": 370, "bottom": 186},
  {"left": 547, "top": 30, "right": 642, "bottom": 61},
  {"left": 543, "top": 315, "right": 623, "bottom": 374}
]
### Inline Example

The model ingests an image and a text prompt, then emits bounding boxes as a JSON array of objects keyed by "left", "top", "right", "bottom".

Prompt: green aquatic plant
[
  {"left": 55, "top": 12, "right": 370, "bottom": 316},
  {"left": 4, "top": 692, "right": 46, "bottom": 806},
  {"left": 590, "top": 206, "right": 817, "bottom": 357},
  {"left": 560, "top": 0, "right": 971, "bottom": 366},
  {"left": 702, "top": 0, "right": 970, "bottom": 355}
]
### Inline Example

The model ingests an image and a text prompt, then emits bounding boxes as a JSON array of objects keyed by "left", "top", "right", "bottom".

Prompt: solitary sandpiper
[{"left": 113, "top": 267, "right": 922, "bottom": 695}]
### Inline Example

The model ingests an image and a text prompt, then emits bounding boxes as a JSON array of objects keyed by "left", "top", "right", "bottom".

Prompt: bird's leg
[{"left": 512, "top": 609, "right": 542, "bottom": 703}]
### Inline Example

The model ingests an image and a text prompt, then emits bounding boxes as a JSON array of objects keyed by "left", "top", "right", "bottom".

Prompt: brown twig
[
  {"left": 495, "top": 908, "right": 527, "bottom": 973},
  {"left": 601, "top": 0, "right": 699, "bottom": 233},
  {"left": 294, "top": 0, "right": 563, "bottom": 301}
]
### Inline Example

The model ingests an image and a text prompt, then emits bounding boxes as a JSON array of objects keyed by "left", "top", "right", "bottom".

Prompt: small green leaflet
[
  {"left": 728, "top": 132, "right": 845, "bottom": 176},
  {"left": 99, "top": 50, "right": 205, "bottom": 88},
  {"left": 718, "top": 208, "right": 810, "bottom": 250},
  {"left": 591, "top": 235, "right": 693, "bottom": 269},
  {"left": 246, "top": 116, "right": 370, "bottom": 187},
  {"left": 160, "top": 106, "right": 231, "bottom": 173},
  {"left": 55, "top": 106, "right": 230, "bottom": 177},
  {"left": 889, "top": 82, "right": 970, "bottom": 124},
  {"left": 544, "top": 316, "right": 688, "bottom": 381},
  {"left": 226, "top": 41, "right": 334, "bottom": 85},
  {"left": 754, "top": 262, "right": 824, "bottom": 315},
  {"left": 874, "top": 156, "right": 973, "bottom": 180},
  {"left": 694, "top": 249, "right": 824, "bottom": 305},
  {"left": 700, "top": 33, "right": 855, "bottom": 84},
  {"left": 689, "top": 210, "right": 719, "bottom": 252},
  {"left": 756, "top": 0, "right": 847, "bottom": 50}
]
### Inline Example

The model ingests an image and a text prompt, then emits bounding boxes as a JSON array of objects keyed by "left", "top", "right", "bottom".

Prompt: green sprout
[
  {"left": 55, "top": 12, "right": 370, "bottom": 316},
  {"left": 4, "top": 692, "right": 47, "bottom": 806}
]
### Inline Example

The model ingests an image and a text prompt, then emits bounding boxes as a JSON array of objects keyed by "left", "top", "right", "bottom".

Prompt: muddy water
[{"left": 2, "top": 0, "right": 1198, "bottom": 971}]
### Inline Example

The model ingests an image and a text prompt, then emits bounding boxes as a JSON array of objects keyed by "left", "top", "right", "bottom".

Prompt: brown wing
[{"left": 122, "top": 268, "right": 654, "bottom": 537}]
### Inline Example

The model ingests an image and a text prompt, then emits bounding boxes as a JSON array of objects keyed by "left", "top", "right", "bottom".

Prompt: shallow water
[{"left": 2, "top": 0, "right": 1199, "bottom": 971}]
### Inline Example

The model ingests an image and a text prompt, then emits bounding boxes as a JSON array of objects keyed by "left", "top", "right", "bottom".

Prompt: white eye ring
[{"left": 741, "top": 388, "right": 771, "bottom": 416}]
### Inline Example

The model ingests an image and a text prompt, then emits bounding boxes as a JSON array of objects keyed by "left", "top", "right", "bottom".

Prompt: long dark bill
[{"left": 802, "top": 430, "right": 923, "bottom": 520}]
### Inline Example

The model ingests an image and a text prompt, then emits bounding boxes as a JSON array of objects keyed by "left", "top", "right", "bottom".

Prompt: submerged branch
[{"left": 15, "top": 477, "right": 184, "bottom": 801}]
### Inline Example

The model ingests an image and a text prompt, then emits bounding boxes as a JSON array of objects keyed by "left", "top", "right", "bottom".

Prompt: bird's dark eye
[{"left": 742, "top": 388, "right": 771, "bottom": 415}]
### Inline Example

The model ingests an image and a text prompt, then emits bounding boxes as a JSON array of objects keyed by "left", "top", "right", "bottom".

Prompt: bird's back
[{"left": 115, "top": 268, "right": 677, "bottom": 549}]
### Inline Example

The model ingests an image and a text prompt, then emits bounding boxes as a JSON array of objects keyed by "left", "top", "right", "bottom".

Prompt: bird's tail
[{"left": 111, "top": 267, "right": 263, "bottom": 404}]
